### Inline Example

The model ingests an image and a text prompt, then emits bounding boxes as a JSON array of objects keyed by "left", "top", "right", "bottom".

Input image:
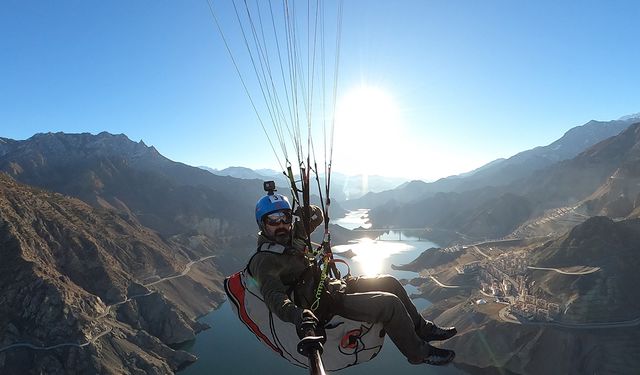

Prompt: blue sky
[{"left": 1, "top": 1, "right": 639, "bottom": 180}]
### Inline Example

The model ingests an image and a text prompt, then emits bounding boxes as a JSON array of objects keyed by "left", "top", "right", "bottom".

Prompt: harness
[
  {"left": 247, "top": 240, "right": 343, "bottom": 322},
  {"left": 224, "top": 245, "right": 385, "bottom": 371}
]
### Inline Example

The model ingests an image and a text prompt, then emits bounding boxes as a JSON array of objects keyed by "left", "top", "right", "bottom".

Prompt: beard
[{"left": 272, "top": 227, "right": 291, "bottom": 245}]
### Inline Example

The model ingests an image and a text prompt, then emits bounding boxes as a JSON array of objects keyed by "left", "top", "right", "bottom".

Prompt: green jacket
[{"left": 247, "top": 205, "right": 323, "bottom": 324}]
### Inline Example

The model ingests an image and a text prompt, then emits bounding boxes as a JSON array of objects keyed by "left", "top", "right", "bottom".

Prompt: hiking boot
[
  {"left": 408, "top": 344, "right": 455, "bottom": 366},
  {"left": 417, "top": 322, "right": 457, "bottom": 342}
]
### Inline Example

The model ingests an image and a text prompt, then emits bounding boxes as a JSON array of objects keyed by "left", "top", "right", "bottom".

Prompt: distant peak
[
  {"left": 407, "top": 179, "right": 426, "bottom": 184},
  {"left": 19, "top": 132, "right": 162, "bottom": 160},
  {"left": 618, "top": 112, "right": 640, "bottom": 121}
]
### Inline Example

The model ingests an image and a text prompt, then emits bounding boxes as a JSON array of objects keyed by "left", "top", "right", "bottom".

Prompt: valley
[{"left": 2, "top": 117, "right": 640, "bottom": 374}]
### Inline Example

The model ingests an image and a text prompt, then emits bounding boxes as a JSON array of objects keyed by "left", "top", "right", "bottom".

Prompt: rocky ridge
[
  {"left": 404, "top": 216, "right": 640, "bottom": 374},
  {"left": 0, "top": 173, "right": 225, "bottom": 374},
  {"left": 0, "top": 132, "right": 261, "bottom": 244}
]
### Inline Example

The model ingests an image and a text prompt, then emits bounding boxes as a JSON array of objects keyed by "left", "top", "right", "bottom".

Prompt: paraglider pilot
[{"left": 248, "top": 184, "right": 457, "bottom": 366}]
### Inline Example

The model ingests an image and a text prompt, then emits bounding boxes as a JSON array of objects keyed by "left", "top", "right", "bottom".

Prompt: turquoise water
[{"left": 179, "top": 210, "right": 467, "bottom": 374}]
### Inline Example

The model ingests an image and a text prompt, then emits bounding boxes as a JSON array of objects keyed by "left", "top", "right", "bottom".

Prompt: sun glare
[
  {"left": 334, "top": 85, "right": 405, "bottom": 176},
  {"left": 334, "top": 237, "right": 415, "bottom": 277}
]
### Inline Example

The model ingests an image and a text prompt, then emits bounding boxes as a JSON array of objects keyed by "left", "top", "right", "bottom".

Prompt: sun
[
  {"left": 333, "top": 85, "right": 404, "bottom": 175},
  {"left": 335, "top": 85, "right": 399, "bottom": 143}
]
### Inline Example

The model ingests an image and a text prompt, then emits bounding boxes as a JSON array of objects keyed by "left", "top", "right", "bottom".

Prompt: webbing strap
[{"left": 310, "top": 255, "right": 330, "bottom": 311}]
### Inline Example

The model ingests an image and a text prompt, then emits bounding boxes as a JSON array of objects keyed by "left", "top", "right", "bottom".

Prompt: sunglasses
[{"left": 265, "top": 211, "right": 293, "bottom": 225}]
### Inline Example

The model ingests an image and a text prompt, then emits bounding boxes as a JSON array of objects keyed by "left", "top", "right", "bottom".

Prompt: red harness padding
[
  {"left": 224, "top": 272, "right": 283, "bottom": 355},
  {"left": 340, "top": 329, "right": 362, "bottom": 349}
]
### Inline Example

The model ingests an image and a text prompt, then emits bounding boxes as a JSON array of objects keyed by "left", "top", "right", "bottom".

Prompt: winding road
[
  {"left": 428, "top": 275, "right": 463, "bottom": 289},
  {"left": 145, "top": 255, "right": 216, "bottom": 287},
  {"left": 472, "top": 245, "right": 492, "bottom": 260},
  {"left": 0, "top": 329, "right": 112, "bottom": 353},
  {"left": 527, "top": 266, "right": 600, "bottom": 275},
  {"left": 0, "top": 255, "right": 216, "bottom": 353}
]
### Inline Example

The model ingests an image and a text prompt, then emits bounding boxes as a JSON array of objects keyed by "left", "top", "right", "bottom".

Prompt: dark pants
[{"left": 332, "top": 274, "right": 431, "bottom": 361}]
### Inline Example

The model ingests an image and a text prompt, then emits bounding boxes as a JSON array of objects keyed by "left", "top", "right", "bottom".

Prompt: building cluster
[
  {"left": 461, "top": 261, "right": 480, "bottom": 273},
  {"left": 510, "top": 296, "right": 561, "bottom": 321},
  {"left": 443, "top": 244, "right": 464, "bottom": 253},
  {"left": 478, "top": 267, "right": 513, "bottom": 297},
  {"left": 465, "top": 254, "right": 564, "bottom": 322},
  {"left": 479, "top": 279, "right": 510, "bottom": 297},
  {"left": 492, "top": 254, "right": 529, "bottom": 276},
  {"left": 478, "top": 264, "right": 509, "bottom": 286}
]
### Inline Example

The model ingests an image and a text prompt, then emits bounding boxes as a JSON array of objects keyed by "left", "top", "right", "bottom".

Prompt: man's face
[{"left": 263, "top": 210, "right": 293, "bottom": 244}]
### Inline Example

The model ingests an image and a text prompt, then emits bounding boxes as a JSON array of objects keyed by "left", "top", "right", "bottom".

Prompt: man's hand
[{"left": 294, "top": 309, "right": 319, "bottom": 339}]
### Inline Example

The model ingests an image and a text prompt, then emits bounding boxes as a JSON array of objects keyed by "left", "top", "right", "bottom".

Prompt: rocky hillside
[
  {"left": 514, "top": 122, "right": 640, "bottom": 211},
  {"left": 528, "top": 216, "right": 640, "bottom": 322},
  {"left": 453, "top": 117, "right": 636, "bottom": 192},
  {"left": 411, "top": 216, "right": 640, "bottom": 374},
  {"left": 0, "top": 132, "right": 261, "bottom": 237},
  {"left": 369, "top": 186, "right": 532, "bottom": 244},
  {"left": 448, "top": 312, "right": 640, "bottom": 375},
  {"left": 0, "top": 173, "right": 225, "bottom": 374},
  {"left": 579, "top": 124, "right": 640, "bottom": 217},
  {"left": 0, "top": 132, "right": 360, "bottom": 374},
  {"left": 0, "top": 132, "right": 266, "bottom": 270}
]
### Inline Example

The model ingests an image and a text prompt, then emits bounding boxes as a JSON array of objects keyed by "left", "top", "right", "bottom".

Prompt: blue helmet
[{"left": 255, "top": 193, "right": 292, "bottom": 225}]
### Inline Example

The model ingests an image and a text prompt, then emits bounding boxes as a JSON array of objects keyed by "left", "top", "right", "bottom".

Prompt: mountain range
[
  {"left": 2, "top": 112, "right": 640, "bottom": 374},
  {"left": 0, "top": 131, "right": 360, "bottom": 374},
  {"left": 368, "top": 119, "right": 640, "bottom": 245},
  {"left": 0, "top": 132, "right": 266, "bottom": 374},
  {"left": 375, "top": 113, "right": 640, "bottom": 374},
  {"left": 0, "top": 132, "right": 262, "bottom": 240},
  {"left": 347, "top": 116, "right": 638, "bottom": 211}
]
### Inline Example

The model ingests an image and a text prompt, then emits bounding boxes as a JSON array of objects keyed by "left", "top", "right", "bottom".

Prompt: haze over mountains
[
  {"left": 347, "top": 116, "right": 640, "bottom": 211},
  {"left": 1, "top": 113, "right": 639, "bottom": 374},
  {"left": 367, "top": 117, "right": 640, "bottom": 244},
  {"left": 201, "top": 165, "right": 409, "bottom": 201}
]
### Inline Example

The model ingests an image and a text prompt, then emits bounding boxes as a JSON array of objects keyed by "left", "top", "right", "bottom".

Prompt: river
[{"left": 179, "top": 209, "right": 467, "bottom": 375}]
